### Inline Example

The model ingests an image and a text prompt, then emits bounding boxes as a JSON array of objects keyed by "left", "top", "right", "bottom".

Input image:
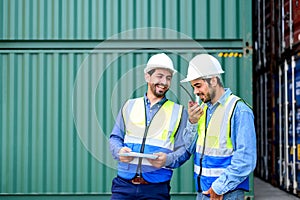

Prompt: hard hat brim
[
  {"left": 180, "top": 72, "right": 224, "bottom": 83},
  {"left": 180, "top": 78, "right": 193, "bottom": 83},
  {"left": 180, "top": 74, "right": 201, "bottom": 83},
  {"left": 144, "top": 65, "right": 177, "bottom": 75}
]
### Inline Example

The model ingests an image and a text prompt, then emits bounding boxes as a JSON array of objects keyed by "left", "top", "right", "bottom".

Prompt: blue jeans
[
  {"left": 196, "top": 190, "right": 244, "bottom": 200},
  {"left": 111, "top": 176, "right": 171, "bottom": 200}
]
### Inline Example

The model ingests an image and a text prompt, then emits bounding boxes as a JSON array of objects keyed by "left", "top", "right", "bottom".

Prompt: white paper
[{"left": 118, "top": 152, "right": 158, "bottom": 159}]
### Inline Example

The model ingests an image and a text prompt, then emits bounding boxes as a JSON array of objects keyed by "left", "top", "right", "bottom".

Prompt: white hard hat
[
  {"left": 180, "top": 54, "right": 224, "bottom": 82},
  {"left": 144, "top": 53, "right": 177, "bottom": 75}
]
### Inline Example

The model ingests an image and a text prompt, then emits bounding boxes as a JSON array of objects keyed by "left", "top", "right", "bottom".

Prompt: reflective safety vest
[
  {"left": 118, "top": 97, "right": 183, "bottom": 183},
  {"left": 194, "top": 94, "right": 249, "bottom": 192}
]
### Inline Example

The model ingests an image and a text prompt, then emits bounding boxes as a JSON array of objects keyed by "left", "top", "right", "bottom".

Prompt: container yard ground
[{"left": 254, "top": 177, "right": 300, "bottom": 199}]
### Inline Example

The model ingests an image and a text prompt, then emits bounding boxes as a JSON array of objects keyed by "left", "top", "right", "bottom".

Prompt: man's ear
[
  {"left": 211, "top": 77, "right": 218, "bottom": 87},
  {"left": 145, "top": 73, "right": 150, "bottom": 82}
]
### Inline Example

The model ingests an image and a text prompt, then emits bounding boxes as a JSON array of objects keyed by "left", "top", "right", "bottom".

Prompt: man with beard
[
  {"left": 181, "top": 54, "right": 257, "bottom": 200},
  {"left": 109, "top": 53, "right": 197, "bottom": 200}
]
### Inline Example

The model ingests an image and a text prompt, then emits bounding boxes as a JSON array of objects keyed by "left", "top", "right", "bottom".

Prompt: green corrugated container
[{"left": 0, "top": 0, "right": 253, "bottom": 199}]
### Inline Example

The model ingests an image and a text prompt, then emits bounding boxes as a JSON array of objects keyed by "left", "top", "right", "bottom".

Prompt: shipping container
[{"left": 1, "top": 0, "right": 253, "bottom": 199}]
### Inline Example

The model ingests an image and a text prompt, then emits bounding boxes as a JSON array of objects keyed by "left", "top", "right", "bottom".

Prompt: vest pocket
[{"left": 118, "top": 162, "right": 130, "bottom": 171}]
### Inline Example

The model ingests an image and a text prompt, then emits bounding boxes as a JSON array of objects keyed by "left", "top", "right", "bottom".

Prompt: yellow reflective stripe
[
  {"left": 226, "top": 102, "right": 235, "bottom": 149},
  {"left": 158, "top": 101, "right": 173, "bottom": 141},
  {"left": 197, "top": 104, "right": 207, "bottom": 146},
  {"left": 226, "top": 95, "right": 240, "bottom": 149}
]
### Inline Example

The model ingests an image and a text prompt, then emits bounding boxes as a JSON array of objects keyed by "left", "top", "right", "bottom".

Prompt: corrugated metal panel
[
  {"left": 0, "top": 50, "right": 251, "bottom": 195},
  {"left": 0, "top": 0, "right": 252, "bottom": 40},
  {"left": 0, "top": 52, "right": 116, "bottom": 194},
  {"left": 0, "top": 0, "right": 253, "bottom": 197}
]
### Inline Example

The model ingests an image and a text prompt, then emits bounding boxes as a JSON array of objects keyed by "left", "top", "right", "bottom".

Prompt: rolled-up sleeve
[
  {"left": 183, "top": 121, "right": 198, "bottom": 154},
  {"left": 212, "top": 102, "right": 257, "bottom": 195},
  {"left": 109, "top": 110, "right": 125, "bottom": 160},
  {"left": 165, "top": 109, "right": 193, "bottom": 168}
]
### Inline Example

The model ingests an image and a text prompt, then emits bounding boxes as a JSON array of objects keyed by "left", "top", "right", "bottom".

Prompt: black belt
[
  {"left": 118, "top": 175, "right": 170, "bottom": 185},
  {"left": 130, "top": 176, "right": 149, "bottom": 184},
  {"left": 117, "top": 176, "right": 149, "bottom": 185}
]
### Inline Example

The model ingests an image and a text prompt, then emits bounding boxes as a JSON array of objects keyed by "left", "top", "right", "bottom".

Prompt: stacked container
[{"left": 253, "top": 0, "right": 300, "bottom": 196}]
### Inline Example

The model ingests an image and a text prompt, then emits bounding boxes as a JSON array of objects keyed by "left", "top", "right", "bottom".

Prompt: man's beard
[
  {"left": 150, "top": 83, "right": 169, "bottom": 98},
  {"left": 204, "top": 88, "right": 215, "bottom": 103},
  {"left": 200, "top": 89, "right": 214, "bottom": 103}
]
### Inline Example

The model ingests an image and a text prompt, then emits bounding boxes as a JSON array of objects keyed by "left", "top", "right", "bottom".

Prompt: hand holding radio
[{"left": 188, "top": 100, "right": 204, "bottom": 124}]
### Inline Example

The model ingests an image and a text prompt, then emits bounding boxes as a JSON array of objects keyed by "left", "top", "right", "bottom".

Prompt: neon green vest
[
  {"left": 122, "top": 97, "right": 183, "bottom": 151},
  {"left": 118, "top": 97, "right": 183, "bottom": 182},
  {"left": 194, "top": 95, "right": 240, "bottom": 191}
]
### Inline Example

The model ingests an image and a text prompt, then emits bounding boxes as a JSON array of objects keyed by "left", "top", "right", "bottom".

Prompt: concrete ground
[{"left": 254, "top": 177, "right": 300, "bottom": 199}]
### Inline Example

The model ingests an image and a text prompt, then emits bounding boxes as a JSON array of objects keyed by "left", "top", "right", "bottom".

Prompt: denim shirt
[
  {"left": 183, "top": 88, "right": 257, "bottom": 195},
  {"left": 109, "top": 93, "right": 193, "bottom": 168}
]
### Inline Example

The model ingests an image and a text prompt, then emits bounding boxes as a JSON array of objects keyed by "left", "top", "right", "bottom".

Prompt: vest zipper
[
  {"left": 136, "top": 126, "right": 150, "bottom": 176},
  {"left": 135, "top": 99, "right": 167, "bottom": 177}
]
